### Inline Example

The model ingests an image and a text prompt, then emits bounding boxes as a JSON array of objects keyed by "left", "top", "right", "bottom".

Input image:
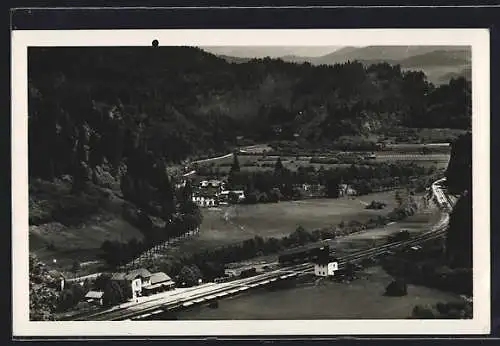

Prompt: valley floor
[{"left": 175, "top": 265, "right": 462, "bottom": 320}]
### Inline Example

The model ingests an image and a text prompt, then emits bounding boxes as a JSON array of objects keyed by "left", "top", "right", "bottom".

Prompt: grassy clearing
[
  {"left": 176, "top": 266, "right": 462, "bottom": 320},
  {"left": 169, "top": 190, "right": 406, "bottom": 252},
  {"left": 218, "top": 197, "right": 442, "bottom": 267},
  {"left": 29, "top": 179, "right": 144, "bottom": 274}
]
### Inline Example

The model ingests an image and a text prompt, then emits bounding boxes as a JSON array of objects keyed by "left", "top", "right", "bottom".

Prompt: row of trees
[
  {"left": 224, "top": 154, "right": 436, "bottom": 203},
  {"left": 100, "top": 202, "right": 202, "bottom": 267}
]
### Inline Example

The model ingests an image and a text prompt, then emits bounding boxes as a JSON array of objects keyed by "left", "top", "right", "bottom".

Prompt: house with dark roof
[
  {"left": 142, "top": 272, "right": 175, "bottom": 295},
  {"left": 111, "top": 268, "right": 152, "bottom": 299}
]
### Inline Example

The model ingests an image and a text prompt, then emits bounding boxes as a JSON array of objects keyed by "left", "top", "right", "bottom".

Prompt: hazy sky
[{"left": 200, "top": 46, "right": 344, "bottom": 58}]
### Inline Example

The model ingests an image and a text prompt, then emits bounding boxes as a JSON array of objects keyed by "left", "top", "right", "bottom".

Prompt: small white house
[{"left": 313, "top": 259, "right": 339, "bottom": 277}]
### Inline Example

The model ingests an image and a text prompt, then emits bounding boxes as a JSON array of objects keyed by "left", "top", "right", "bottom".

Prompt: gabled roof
[
  {"left": 150, "top": 272, "right": 173, "bottom": 285},
  {"left": 110, "top": 272, "right": 126, "bottom": 281},
  {"left": 85, "top": 290, "right": 104, "bottom": 299},
  {"left": 111, "top": 268, "right": 152, "bottom": 281},
  {"left": 125, "top": 268, "right": 152, "bottom": 280},
  {"left": 313, "top": 256, "right": 339, "bottom": 265}
]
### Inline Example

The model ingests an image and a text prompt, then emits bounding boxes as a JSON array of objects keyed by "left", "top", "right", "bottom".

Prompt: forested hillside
[
  {"left": 263, "top": 46, "right": 471, "bottom": 85},
  {"left": 445, "top": 132, "right": 473, "bottom": 268},
  {"left": 29, "top": 46, "right": 471, "bottom": 182}
]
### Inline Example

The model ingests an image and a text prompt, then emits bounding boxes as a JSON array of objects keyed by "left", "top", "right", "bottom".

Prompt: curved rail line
[{"left": 71, "top": 178, "right": 453, "bottom": 321}]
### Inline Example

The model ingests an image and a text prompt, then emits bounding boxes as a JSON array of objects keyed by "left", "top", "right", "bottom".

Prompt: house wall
[
  {"left": 131, "top": 278, "right": 142, "bottom": 298},
  {"left": 142, "top": 278, "right": 151, "bottom": 287},
  {"left": 327, "top": 262, "right": 339, "bottom": 275},
  {"left": 314, "top": 264, "right": 328, "bottom": 277},
  {"left": 314, "top": 262, "right": 338, "bottom": 277}
]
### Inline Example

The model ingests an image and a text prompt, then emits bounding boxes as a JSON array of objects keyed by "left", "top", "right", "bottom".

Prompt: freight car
[{"left": 278, "top": 244, "right": 330, "bottom": 266}]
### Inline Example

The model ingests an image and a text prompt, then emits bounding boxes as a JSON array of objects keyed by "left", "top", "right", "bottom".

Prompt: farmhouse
[
  {"left": 219, "top": 190, "right": 245, "bottom": 204},
  {"left": 84, "top": 290, "right": 104, "bottom": 306},
  {"left": 111, "top": 268, "right": 152, "bottom": 299},
  {"left": 200, "top": 179, "right": 224, "bottom": 188},
  {"left": 142, "top": 272, "right": 175, "bottom": 295},
  {"left": 338, "top": 184, "right": 357, "bottom": 197},
  {"left": 192, "top": 194, "right": 218, "bottom": 207},
  {"left": 313, "top": 257, "right": 339, "bottom": 277},
  {"left": 175, "top": 180, "right": 186, "bottom": 189}
]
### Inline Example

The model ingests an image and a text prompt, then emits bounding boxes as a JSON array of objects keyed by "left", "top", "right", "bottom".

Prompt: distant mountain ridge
[{"left": 216, "top": 46, "right": 471, "bottom": 85}]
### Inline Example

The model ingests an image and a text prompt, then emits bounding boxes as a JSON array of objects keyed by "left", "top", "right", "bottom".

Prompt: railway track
[
  {"left": 293, "top": 215, "right": 449, "bottom": 275},
  {"left": 72, "top": 178, "right": 454, "bottom": 321},
  {"left": 103, "top": 215, "right": 450, "bottom": 321}
]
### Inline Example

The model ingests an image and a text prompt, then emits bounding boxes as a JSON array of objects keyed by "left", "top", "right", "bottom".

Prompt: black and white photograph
[{"left": 12, "top": 29, "right": 490, "bottom": 336}]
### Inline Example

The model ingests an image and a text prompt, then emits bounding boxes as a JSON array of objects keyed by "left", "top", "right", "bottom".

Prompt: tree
[
  {"left": 385, "top": 279, "right": 408, "bottom": 296},
  {"left": 446, "top": 192, "right": 472, "bottom": 268},
  {"left": 411, "top": 305, "right": 436, "bottom": 319},
  {"left": 180, "top": 180, "right": 193, "bottom": 204},
  {"left": 94, "top": 274, "right": 112, "bottom": 291},
  {"left": 228, "top": 191, "right": 239, "bottom": 204},
  {"left": 56, "top": 283, "right": 86, "bottom": 312},
  {"left": 156, "top": 159, "right": 176, "bottom": 222},
  {"left": 71, "top": 124, "right": 90, "bottom": 194},
  {"left": 274, "top": 157, "right": 285, "bottom": 178},
  {"left": 325, "top": 175, "right": 340, "bottom": 198},
  {"left": 231, "top": 154, "right": 240, "bottom": 173},
  {"left": 71, "top": 260, "right": 81, "bottom": 275},
  {"left": 395, "top": 190, "right": 403, "bottom": 206},
  {"left": 268, "top": 187, "right": 282, "bottom": 203},
  {"left": 178, "top": 265, "right": 203, "bottom": 287},
  {"left": 103, "top": 281, "right": 125, "bottom": 307},
  {"left": 290, "top": 226, "right": 312, "bottom": 245}
]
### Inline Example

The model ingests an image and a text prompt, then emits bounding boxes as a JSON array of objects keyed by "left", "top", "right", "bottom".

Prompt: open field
[
  {"left": 168, "top": 190, "right": 411, "bottom": 251},
  {"left": 219, "top": 198, "right": 442, "bottom": 269},
  {"left": 30, "top": 218, "right": 145, "bottom": 275},
  {"left": 176, "top": 265, "right": 462, "bottom": 320}
]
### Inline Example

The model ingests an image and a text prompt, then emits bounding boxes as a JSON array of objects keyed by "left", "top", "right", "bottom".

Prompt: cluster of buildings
[
  {"left": 191, "top": 179, "right": 245, "bottom": 208},
  {"left": 83, "top": 268, "right": 175, "bottom": 306}
]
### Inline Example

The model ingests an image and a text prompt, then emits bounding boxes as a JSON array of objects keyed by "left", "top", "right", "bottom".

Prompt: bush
[
  {"left": 268, "top": 188, "right": 282, "bottom": 203},
  {"left": 388, "top": 230, "right": 411, "bottom": 243},
  {"left": 103, "top": 281, "right": 126, "bottom": 307},
  {"left": 177, "top": 265, "right": 203, "bottom": 287},
  {"left": 412, "top": 305, "right": 436, "bottom": 319},
  {"left": 365, "top": 200, "right": 387, "bottom": 210},
  {"left": 385, "top": 279, "right": 408, "bottom": 296}
]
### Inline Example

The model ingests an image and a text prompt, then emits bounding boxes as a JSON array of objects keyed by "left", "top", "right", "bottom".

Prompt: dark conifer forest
[{"left": 28, "top": 46, "right": 471, "bottom": 182}]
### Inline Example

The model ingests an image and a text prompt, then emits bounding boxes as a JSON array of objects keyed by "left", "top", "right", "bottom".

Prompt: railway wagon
[{"left": 278, "top": 244, "right": 330, "bottom": 266}]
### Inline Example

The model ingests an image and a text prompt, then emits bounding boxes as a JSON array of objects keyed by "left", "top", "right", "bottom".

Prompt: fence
[{"left": 119, "top": 228, "right": 200, "bottom": 271}]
